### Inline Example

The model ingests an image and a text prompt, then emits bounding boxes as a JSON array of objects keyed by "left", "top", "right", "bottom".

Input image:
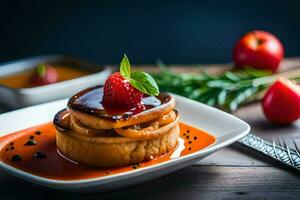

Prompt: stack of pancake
[{"left": 54, "top": 86, "right": 179, "bottom": 168}]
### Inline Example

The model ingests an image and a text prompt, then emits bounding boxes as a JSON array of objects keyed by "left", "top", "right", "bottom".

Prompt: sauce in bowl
[{"left": 0, "top": 65, "right": 91, "bottom": 88}]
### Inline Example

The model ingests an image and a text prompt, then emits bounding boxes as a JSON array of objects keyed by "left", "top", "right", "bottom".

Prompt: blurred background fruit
[
  {"left": 31, "top": 65, "right": 58, "bottom": 86},
  {"left": 233, "top": 30, "right": 284, "bottom": 73},
  {"left": 262, "top": 78, "right": 300, "bottom": 124}
]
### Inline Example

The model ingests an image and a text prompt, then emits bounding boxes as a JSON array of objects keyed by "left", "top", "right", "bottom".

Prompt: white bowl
[
  {"left": 0, "top": 55, "right": 111, "bottom": 108},
  {"left": 0, "top": 94, "right": 250, "bottom": 193}
]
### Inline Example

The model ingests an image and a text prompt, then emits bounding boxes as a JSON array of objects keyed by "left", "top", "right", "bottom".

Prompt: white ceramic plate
[{"left": 0, "top": 94, "right": 250, "bottom": 193}]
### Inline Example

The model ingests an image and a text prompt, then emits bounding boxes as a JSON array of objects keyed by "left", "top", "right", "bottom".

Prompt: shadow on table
[
  {"left": 1, "top": 163, "right": 299, "bottom": 200},
  {"left": 0, "top": 166, "right": 222, "bottom": 200}
]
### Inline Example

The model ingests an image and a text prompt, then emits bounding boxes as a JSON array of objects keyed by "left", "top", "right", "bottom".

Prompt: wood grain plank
[
  {"left": 0, "top": 166, "right": 299, "bottom": 200},
  {"left": 197, "top": 147, "right": 268, "bottom": 166}
]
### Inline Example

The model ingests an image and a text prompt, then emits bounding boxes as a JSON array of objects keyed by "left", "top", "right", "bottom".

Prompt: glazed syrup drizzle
[
  {"left": 67, "top": 86, "right": 170, "bottom": 117},
  {"left": 0, "top": 122, "right": 215, "bottom": 181},
  {"left": 53, "top": 109, "right": 71, "bottom": 132}
]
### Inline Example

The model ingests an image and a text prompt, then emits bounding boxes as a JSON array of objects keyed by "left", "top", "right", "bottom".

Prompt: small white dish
[
  {"left": 0, "top": 55, "right": 111, "bottom": 108},
  {"left": 0, "top": 94, "right": 250, "bottom": 193}
]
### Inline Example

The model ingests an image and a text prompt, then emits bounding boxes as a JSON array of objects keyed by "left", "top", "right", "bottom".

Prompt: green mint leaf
[
  {"left": 119, "top": 54, "right": 160, "bottom": 96},
  {"left": 36, "top": 64, "right": 46, "bottom": 77},
  {"left": 130, "top": 71, "right": 159, "bottom": 96},
  {"left": 120, "top": 54, "right": 131, "bottom": 79}
]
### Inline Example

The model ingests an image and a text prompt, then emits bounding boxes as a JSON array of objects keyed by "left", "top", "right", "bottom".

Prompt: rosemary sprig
[{"left": 152, "top": 62, "right": 281, "bottom": 111}]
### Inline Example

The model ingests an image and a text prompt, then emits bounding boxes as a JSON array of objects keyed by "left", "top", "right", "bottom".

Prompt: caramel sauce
[
  {"left": 68, "top": 86, "right": 171, "bottom": 117},
  {"left": 0, "top": 65, "right": 91, "bottom": 88},
  {"left": 0, "top": 122, "right": 215, "bottom": 180}
]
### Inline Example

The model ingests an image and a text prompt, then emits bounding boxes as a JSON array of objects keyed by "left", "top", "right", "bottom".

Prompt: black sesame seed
[
  {"left": 194, "top": 136, "right": 197, "bottom": 140},
  {"left": 35, "top": 131, "right": 42, "bottom": 135},
  {"left": 24, "top": 140, "right": 37, "bottom": 146},
  {"left": 29, "top": 135, "right": 35, "bottom": 140},
  {"left": 34, "top": 152, "right": 47, "bottom": 159},
  {"left": 6, "top": 148, "right": 9, "bottom": 151},
  {"left": 123, "top": 114, "right": 131, "bottom": 120},
  {"left": 188, "top": 147, "right": 192, "bottom": 151},
  {"left": 187, "top": 130, "right": 190, "bottom": 133},
  {"left": 10, "top": 142, "right": 14, "bottom": 145},
  {"left": 11, "top": 154, "right": 22, "bottom": 162},
  {"left": 10, "top": 147, "right": 14, "bottom": 150},
  {"left": 183, "top": 133, "right": 186, "bottom": 136},
  {"left": 186, "top": 136, "right": 190, "bottom": 139},
  {"left": 105, "top": 171, "right": 110, "bottom": 175},
  {"left": 188, "top": 141, "right": 192, "bottom": 144}
]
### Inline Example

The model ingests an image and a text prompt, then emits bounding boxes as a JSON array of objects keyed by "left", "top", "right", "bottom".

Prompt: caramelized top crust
[{"left": 67, "top": 85, "right": 174, "bottom": 122}]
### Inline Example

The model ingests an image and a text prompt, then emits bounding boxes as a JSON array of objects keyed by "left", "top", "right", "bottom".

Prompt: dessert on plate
[{"left": 54, "top": 55, "right": 179, "bottom": 167}]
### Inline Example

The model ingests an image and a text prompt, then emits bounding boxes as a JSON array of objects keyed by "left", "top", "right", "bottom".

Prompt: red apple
[
  {"left": 31, "top": 64, "right": 58, "bottom": 86},
  {"left": 233, "top": 30, "right": 284, "bottom": 73},
  {"left": 262, "top": 78, "right": 300, "bottom": 125}
]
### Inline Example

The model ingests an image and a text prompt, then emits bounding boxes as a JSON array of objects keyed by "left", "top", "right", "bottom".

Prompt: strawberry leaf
[
  {"left": 119, "top": 54, "right": 160, "bottom": 96},
  {"left": 130, "top": 71, "right": 159, "bottom": 96},
  {"left": 120, "top": 54, "right": 131, "bottom": 79}
]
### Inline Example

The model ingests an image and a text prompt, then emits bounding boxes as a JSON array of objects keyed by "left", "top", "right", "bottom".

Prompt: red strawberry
[
  {"left": 102, "top": 72, "right": 143, "bottom": 109},
  {"left": 31, "top": 64, "right": 58, "bottom": 86}
]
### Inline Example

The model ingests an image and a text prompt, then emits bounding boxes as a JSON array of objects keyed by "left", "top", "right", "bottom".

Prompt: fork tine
[
  {"left": 277, "top": 138, "right": 283, "bottom": 148},
  {"left": 282, "top": 139, "right": 287, "bottom": 148},
  {"left": 282, "top": 139, "right": 295, "bottom": 166},
  {"left": 292, "top": 139, "right": 300, "bottom": 157},
  {"left": 272, "top": 140, "right": 280, "bottom": 159}
]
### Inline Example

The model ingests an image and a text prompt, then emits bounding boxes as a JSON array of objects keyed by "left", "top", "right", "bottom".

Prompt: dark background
[{"left": 0, "top": 0, "right": 299, "bottom": 65}]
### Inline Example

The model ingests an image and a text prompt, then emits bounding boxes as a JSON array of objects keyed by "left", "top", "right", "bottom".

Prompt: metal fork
[
  {"left": 276, "top": 138, "right": 300, "bottom": 169},
  {"left": 237, "top": 133, "right": 300, "bottom": 171}
]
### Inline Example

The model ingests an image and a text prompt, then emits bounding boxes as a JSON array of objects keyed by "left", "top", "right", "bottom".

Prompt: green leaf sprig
[
  {"left": 36, "top": 64, "right": 47, "bottom": 77},
  {"left": 152, "top": 61, "right": 278, "bottom": 111},
  {"left": 120, "top": 54, "right": 159, "bottom": 96}
]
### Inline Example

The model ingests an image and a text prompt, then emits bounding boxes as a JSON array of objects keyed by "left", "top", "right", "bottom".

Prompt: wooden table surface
[{"left": 1, "top": 58, "right": 300, "bottom": 200}]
